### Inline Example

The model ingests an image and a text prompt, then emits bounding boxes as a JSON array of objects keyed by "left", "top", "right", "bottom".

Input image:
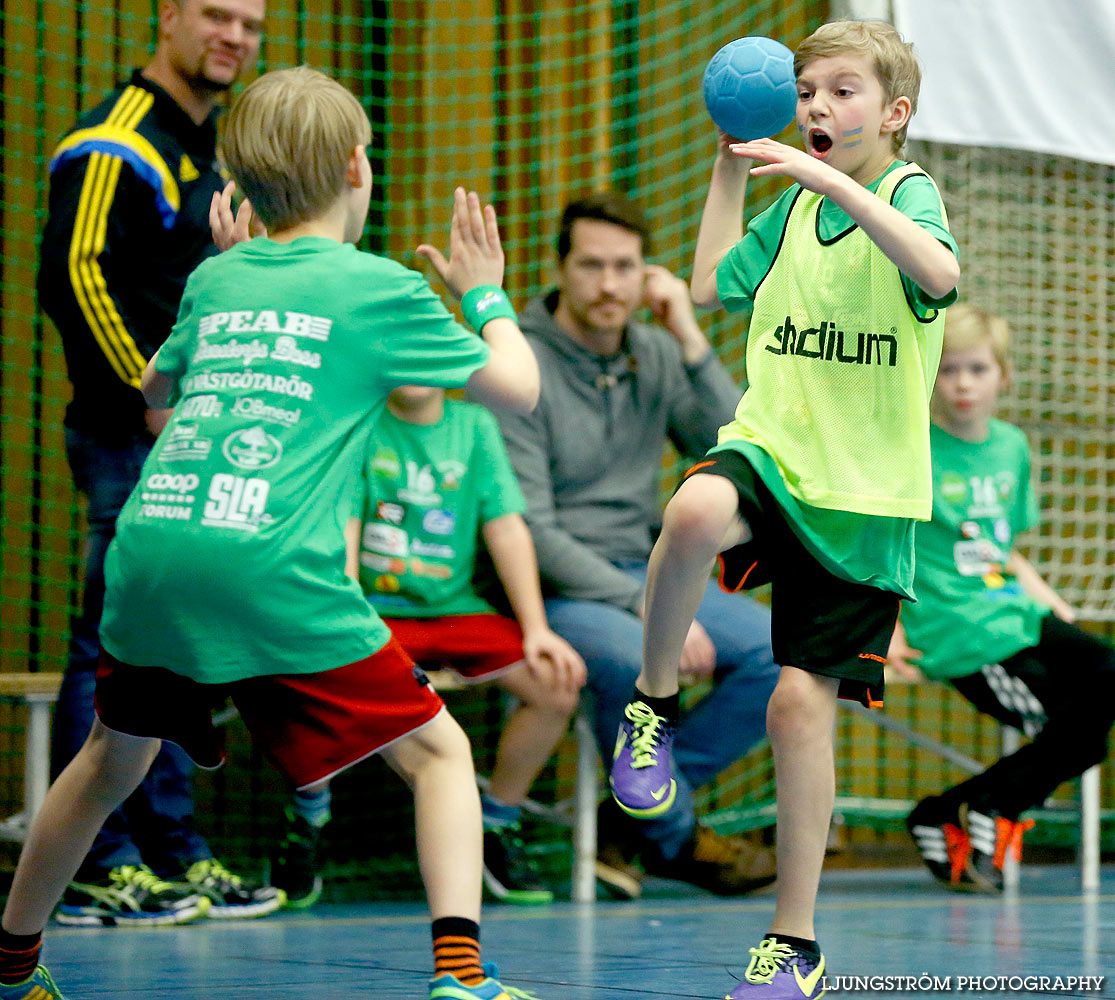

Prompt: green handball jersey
[
  {"left": 714, "top": 161, "right": 958, "bottom": 596},
  {"left": 356, "top": 399, "right": 525, "bottom": 617},
  {"left": 901, "top": 420, "right": 1048, "bottom": 680},
  {"left": 100, "top": 237, "right": 490, "bottom": 683}
]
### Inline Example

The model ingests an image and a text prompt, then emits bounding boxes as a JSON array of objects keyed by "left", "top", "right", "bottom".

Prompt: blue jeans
[
  {"left": 545, "top": 560, "right": 779, "bottom": 860},
  {"left": 54, "top": 426, "right": 211, "bottom": 879}
]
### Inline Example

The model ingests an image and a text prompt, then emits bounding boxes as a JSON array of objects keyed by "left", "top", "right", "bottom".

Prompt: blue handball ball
[{"left": 702, "top": 36, "right": 797, "bottom": 141}]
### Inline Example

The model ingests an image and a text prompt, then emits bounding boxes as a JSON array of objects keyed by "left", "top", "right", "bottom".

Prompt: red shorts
[
  {"left": 93, "top": 636, "right": 444, "bottom": 789},
  {"left": 384, "top": 614, "right": 526, "bottom": 684}
]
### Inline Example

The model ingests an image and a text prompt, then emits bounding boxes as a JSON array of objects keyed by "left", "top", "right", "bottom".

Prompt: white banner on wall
[{"left": 882, "top": 0, "right": 1115, "bottom": 166}]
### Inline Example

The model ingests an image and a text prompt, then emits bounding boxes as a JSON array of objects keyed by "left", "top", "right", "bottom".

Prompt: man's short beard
[{"left": 193, "top": 73, "right": 234, "bottom": 94}]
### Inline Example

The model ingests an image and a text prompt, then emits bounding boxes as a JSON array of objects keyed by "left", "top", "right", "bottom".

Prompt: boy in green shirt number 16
[
  {"left": 891, "top": 303, "right": 1115, "bottom": 895},
  {"left": 608, "top": 20, "right": 959, "bottom": 999}
]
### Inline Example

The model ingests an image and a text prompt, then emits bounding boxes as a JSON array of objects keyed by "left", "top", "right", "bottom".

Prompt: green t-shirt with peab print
[{"left": 100, "top": 237, "right": 490, "bottom": 683}]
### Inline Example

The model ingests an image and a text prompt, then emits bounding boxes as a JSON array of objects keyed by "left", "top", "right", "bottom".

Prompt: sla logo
[
  {"left": 223, "top": 425, "right": 282, "bottom": 470},
  {"left": 145, "top": 473, "right": 200, "bottom": 493},
  {"left": 202, "top": 474, "right": 271, "bottom": 529}
]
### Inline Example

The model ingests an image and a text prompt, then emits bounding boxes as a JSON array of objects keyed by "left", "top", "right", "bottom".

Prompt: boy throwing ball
[{"left": 609, "top": 21, "right": 959, "bottom": 998}]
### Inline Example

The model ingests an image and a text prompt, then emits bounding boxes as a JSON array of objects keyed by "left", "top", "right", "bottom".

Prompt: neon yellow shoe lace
[
  {"left": 624, "top": 702, "right": 667, "bottom": 768},
  {"left": 112, "top": 865, "right": 175, "bottom": 893},
  {"left": 187, "top": 859, "right": 241, "bottom": 887},
  {"left": 745, "top": 937, "right": 793, "bottom": 984}
]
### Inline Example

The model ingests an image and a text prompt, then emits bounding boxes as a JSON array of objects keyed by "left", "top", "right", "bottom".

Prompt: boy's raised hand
[
  {"left": 416, "top": 187, "right": 505, "bottom": 300},
  {"left": 209, "top": 180, "right": 267, "bottom": 251},
  {"left": 729, "top": 137, "right": 835, "bottom": 195}
]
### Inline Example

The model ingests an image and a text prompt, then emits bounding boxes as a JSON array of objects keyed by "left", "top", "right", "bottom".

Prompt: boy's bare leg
[
  {"left": 2, "top": 720, "right": 161, "bottom": 934},
  {"left": 487, "top": 666, "right": 579, "bottom": 806},
  {"left": 382, "top": 710, "right": 482, "bottom": 920},
  {"left": 639, "top": 474, "right": 751, "bottom": 696},
  {"left": 766, "top": 667, "right": 839, "bottom": 939}
]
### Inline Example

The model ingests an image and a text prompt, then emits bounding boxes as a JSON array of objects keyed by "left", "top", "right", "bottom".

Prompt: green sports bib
[{"left": 718, "top": 163, "right": 947, "bottom": 520}]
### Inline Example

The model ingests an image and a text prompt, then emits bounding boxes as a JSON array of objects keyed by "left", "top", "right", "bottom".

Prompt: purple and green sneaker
[
  {"left": 726, "top": 938, "right": 827, "bottom": 999},
  {"left": 609, "top": 700, "right": 677, "bottom": 818}
]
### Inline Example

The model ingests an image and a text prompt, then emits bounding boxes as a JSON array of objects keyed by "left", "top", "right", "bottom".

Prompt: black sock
[
  {"left": 431, "top": 916, "right": 480, "bottom": 942},
  {"left": 632, "top": 686, "right": 679, "bottom": 724},
  {"left": 768, "top": 933, "right": 820, "bottom": 959},
  {"left": 0, "top": 928, "right": 41, "bottom": 985}
]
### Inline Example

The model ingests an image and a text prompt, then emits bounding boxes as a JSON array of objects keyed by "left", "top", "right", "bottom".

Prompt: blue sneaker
[
  {"left": 727, "top": 938, "right": 826, "bottom": 998},
  {"left": 429, "top": 961, "right": 542, "bottom": 999},
  {"left": 609, "top": 701, "right": 677, "bottom": 818},
  {"left": 0, "top": 965, "right": 66, "bottom": 1000}
]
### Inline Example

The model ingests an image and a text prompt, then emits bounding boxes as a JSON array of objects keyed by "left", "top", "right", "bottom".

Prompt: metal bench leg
[
  {"left": 571, "top": 709, "right": 598, "bottom": 903},
  {"left": 25, "top": 695, "right": 55, "bottom": 824},
  {"left": 1080, "top": 764, "right": 1100, "bottom": 892}
]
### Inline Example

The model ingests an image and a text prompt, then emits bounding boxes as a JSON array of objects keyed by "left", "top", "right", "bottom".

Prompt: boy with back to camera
[
  {"left": 0, "top": 66, "right": 542, "bottom": 1000},
  {"left": 608, "top": 21, "right": 960, "bottom": 998},
  {"left": 889, "top": 304, "right": 1115, "bottom": 893}
]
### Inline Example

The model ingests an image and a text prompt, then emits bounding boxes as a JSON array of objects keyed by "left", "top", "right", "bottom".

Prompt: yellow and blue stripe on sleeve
[{"left": 50, "top": 86, "right": 180, "bottom": 387}]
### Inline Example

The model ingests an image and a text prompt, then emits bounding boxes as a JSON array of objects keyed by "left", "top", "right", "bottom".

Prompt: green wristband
[{"left": 461, "top": 284, "right": 517, "bottom": 332}]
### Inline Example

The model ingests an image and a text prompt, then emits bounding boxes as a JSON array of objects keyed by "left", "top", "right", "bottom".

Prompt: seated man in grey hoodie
[{"left": 494, "top": 191, "right": 779, "bottom": 899}]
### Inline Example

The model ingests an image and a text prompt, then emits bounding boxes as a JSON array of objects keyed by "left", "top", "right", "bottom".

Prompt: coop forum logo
[{"left": 222, "top": 425, "right": 283, "bottom": 471}]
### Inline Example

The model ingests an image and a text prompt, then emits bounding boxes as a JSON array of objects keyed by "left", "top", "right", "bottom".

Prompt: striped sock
[
  {"left": 432, "top": 916, "right": 483, "bottom": 986},
  {"left": 0, "top": 929, "right": 41, "bottom": 985}
]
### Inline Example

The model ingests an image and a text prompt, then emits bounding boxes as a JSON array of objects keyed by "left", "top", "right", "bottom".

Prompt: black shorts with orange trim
[
  {"left": 94, "top": 635, "right": 444, "bottom": 789},
  {"left": 685, "top": 449, "right": 899, "bottom": 707}
]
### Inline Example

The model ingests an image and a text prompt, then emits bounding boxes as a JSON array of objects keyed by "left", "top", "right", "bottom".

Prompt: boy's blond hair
[
  {"left": 221, "top": 66, "right": 372, "bottom": 232},
  {"left": 942, "top": 303, "right": 1011, "bottom": 372},
  {"left": 795, "top": 20, "right": 920, "bottom": 153}
]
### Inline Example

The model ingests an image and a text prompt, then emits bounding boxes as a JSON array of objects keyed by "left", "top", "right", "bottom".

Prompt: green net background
[{"left": 0, "top": 1, "right": 1111, "bottom": 898}]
